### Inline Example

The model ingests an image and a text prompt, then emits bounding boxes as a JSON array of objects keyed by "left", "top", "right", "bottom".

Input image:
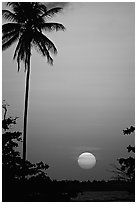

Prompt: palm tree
[{"left": 2, "top": 2, "right": 65, "bottom": 170}]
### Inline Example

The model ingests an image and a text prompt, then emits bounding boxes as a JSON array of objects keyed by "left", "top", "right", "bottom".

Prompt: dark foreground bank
[{"left": 71, "top": 190, "right": 135, "bottom": 202}]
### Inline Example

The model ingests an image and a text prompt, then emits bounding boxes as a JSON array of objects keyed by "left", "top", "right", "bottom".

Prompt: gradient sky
[{"left": 2, "top": 2, "right": 135, "bottom": 181}]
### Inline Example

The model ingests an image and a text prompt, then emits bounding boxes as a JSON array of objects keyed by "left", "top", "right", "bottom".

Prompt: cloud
[{"left": 45, "top": 2, "right": 70, "bottom": 10}]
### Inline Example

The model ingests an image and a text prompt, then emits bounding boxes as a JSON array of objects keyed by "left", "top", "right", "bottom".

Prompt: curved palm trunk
[{"left": 23, "top": 52, "right": 31, "bottom": 176}]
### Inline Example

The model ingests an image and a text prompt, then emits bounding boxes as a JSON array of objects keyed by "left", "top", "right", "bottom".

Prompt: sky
[{"left": 2, "top": 2, "right": 135, "bottom": 181}]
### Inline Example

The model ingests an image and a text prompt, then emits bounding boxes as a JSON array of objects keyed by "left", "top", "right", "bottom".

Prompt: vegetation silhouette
[
  {"left": 2, "top": 103, "right": 135, "bottom": 201},
  {"left": 2, "top": 2, "right": 65, "bottom": 172},
  {"left": 123, "top": 125, "right": 135, "bottom": 135},
  {"left": 111, "top": 126, "right": 135, "bottom": 194}
]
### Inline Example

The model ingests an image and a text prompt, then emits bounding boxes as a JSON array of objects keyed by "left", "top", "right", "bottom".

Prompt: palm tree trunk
[{"left": 23, "top": 52, "right": 31, "bottom": 177}]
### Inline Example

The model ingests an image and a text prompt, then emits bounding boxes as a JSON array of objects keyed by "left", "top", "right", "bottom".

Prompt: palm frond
[
  {"left": 6, "top": 2, "right": 20, "bottom": 12},
  {"left": 33, "top": 40, "right": 53, "bottom": 65},
  {"left": 2, "top": 33, "right": 19, "bottom": 51},
  {"left": 43, "top": 7, "right": 63, "bottom": 18},
  {"left": 17, "top": 54, "right": 21, "bottom": 72},
  {"left": 2, "top": 10, "right": 17, "bottom": 22},
  {"left": 2, "top": 30, "right": 20, "bottom": 45},
  {"left": 7, "top": 2, "right": 19, "bottom": 7},
  {"left": 13, "top": 35, "right": 31, "bottom": 71},
  {"left": 40, "top": 33, "right": 57, "bottom": 55},
  {"left": 6, "top": 2, "right": 29, "bottom": 23},
  {"left": 33, "top": 31, "right": 57, "bottom": 55},
  {"left": 15, "top": 43, "right": 27, "bottom": 72},
  {"left": 34, "top": 3, "right": 47, "bottom": 15},
  {"left": 2, "top": 23, "right": 21, "bottom": 35},
  {"left": 42, "top": 22, "right": 65, "bottom": 32},
  {"left": 13, "top": 35, "right": 23, "bottom": 60},
  {"left": 32, "top": 32, "right": 53, "bottom": 65}
]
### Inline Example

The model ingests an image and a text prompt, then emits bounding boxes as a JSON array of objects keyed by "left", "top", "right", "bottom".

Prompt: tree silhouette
[
  {"left": 2, "top": 101, "right": 22, "bottom": 173},
  {"left": 111, "top": 126, "right": 135, "bottom": 193},
  {"left": 123, "top": 126, "right": 135, "bottom": 135},
  {"left": 2, "top": 101, "right": 50, "bottom": 201},
  {"left": 2, "top": 2, "right": 65, "bottom": 172},
  {"left": 2, "top": 101, "right": 22, "bottom": 200}
]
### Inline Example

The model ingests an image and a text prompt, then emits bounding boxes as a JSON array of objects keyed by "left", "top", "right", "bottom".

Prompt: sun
[{"left": 78, "top": 152, "right": 96, "bottom": 169}]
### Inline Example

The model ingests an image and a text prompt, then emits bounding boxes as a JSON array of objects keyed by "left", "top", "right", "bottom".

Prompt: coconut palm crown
[
  {"left": 2, "top": 2, "right": 65, "bottom": 167},
  {"left": 2, "top": 2, "right": 65, "bottom": 69}
]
